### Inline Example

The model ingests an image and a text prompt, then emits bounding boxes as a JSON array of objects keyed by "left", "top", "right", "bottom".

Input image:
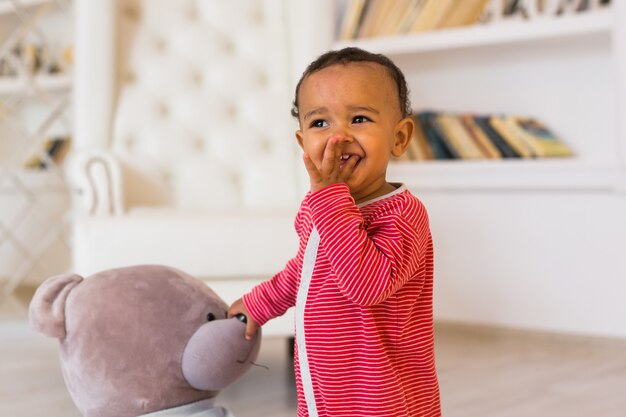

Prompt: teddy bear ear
[{"left": 28, "top": 273, "right": 84, "bottom": 339}]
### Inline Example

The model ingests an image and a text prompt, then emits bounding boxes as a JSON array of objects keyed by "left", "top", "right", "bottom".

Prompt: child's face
[{"left": 295, "top": 62, "right": 412, "bottom": 203}]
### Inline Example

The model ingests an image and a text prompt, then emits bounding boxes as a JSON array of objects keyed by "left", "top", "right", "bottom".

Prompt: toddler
[{"left": 228, "top": 47, "right": 441, "bottom": 417}]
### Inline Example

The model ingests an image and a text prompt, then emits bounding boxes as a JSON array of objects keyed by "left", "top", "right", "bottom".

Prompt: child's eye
[
  {"left": 353, "top": 115, "right": 371, "bottom": 124},
  {"left": 310, "top": 119, "right": 329, "bottom": 128}
]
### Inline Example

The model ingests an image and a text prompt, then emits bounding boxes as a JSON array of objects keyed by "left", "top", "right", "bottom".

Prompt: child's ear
[
  {"left": 295, "top": 130, "right": 304, "bottom": 149},
  {"left": 391, "top": 117, "right": 414, "bottom": 157}
]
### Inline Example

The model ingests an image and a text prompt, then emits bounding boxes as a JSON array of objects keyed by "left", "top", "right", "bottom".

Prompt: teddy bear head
[{"left": 28, "top": 264, "right": 261, "bottom": 417}]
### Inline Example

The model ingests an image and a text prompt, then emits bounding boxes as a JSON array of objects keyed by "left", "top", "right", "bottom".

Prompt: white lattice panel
[{"left": 0, "top": 0, "right": 72, "bottom": 308}]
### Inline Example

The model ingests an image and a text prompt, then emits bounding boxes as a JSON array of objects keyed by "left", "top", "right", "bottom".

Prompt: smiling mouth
[{"left": 340, "top": 154, "right": 361, "bottom": 168}]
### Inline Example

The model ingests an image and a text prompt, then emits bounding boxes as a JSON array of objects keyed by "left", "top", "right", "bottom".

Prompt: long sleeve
[
  {"left": 306, "top": 183, "right": 430, "bottom": 307},
  {"left": 242, "top": 255, "right": 300, "bottom": 326},
  {"left": 242, "top": 208, "right": 308, "bottom": 326}
]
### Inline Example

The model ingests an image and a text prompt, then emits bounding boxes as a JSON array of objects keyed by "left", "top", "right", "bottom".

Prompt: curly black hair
[{"left": 291, "top": 47, "right": 412, "bottom": 120}]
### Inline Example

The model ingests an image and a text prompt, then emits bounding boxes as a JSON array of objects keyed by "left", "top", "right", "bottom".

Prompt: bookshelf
[
  {"left": 0, "top": 74, "right": 71, "bottom": 95},
  {"left": 0, "top": 0, "right": 52, "bottom": 14},
  {"left": 311, "top": 0, "right": 626, "bottom": 339},
  {"left": 331, "top": 1, "right": 623, "bottom": 192},
  {"left": 334, "top": 8, "right": 612, "bottom": 55},
  {"left": 0, "top": 168, "right": 67, "bottom": 192},
  {"left": 0, "top": 0, "right": 72, "bottom": 306}
]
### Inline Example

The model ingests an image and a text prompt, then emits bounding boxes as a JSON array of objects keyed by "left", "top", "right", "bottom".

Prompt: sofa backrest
[{"left": 109, "top": 0, "right": 300, "bottom": 211}]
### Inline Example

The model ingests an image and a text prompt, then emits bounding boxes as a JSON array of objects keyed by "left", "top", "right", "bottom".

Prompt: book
[
  {"left": 489, "top": 115, "right": 535, "bottom": 158},
  {"left": 435, "top": 114, "right": 486, "bottom": 159},
  {"left": 506, "top": 116, "right": 573, "bottom": 157},
  {"left": 376, "top": 0, "right": 417, "bottom": 36},
  {"left": 440, "top": 0, "right": 491, "bottom": 29},
  {"left": 406, "top": 112, "right": 571, "bottom": 161},
  {"left": 418, "top": 111, "right": 455, "bottom": 159},
  {"left": 397, "top": 0, "right": 428, "bottom": 33},
  {"left": 504, "top": 0, "right": 521, "bottom": 15},
  {"left": 368, "top": 0, "right": 400, "bottom": 37},
  {"left": 409, "top": 0, "right": 457, "bottom": 33},
  {"left": 429, "top": 115, "right": 461, "bottom": 159},
  {"left": 357, "top": 0, "right": 386, "bottom": 38},
  {"left": 460, "top": 115, "right": 502, "bottom": 159},
  {"left": 338, "top": 0, "right": 369, "bottom": 40},
  {"left": 24, "top": 136, "right": 71, "bottom": 169},
  {"left": 473, "top": 116, "right": 520, "bottom": 158}
]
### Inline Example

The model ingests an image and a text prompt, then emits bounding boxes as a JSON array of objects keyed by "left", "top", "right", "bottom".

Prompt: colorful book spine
[
  {"left": 473, "top": 116, "right": 520, "bottom": 158},
  {"left": 391, "top": 111, "right": 571, "bottom": 162},
  {"left": 418, "top": 111, "right": 455, "bottom": 159}
]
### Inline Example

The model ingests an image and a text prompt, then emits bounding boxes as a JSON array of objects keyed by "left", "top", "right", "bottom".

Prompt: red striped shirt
[{"left": 243, "top": 183, "right": 440, "bottom": 416}]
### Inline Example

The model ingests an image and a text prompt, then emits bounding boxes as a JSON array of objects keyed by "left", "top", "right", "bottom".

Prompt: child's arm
[
  {"left": 228, "top": 255, "right": 300, "bottom": 338},
  {"left": 227, "top": 201, "right": 308, "bottom": 335},
  {"left": 241, "top": 255, "right": 301, "bottom": 324},
  {"left": 307, "top": 183, "right": 430, "bottom": 307}
]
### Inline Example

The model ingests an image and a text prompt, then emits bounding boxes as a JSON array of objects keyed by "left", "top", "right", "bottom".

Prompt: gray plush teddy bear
[{"left": 29, "top": 264, "right": 262, "bottom": 417}]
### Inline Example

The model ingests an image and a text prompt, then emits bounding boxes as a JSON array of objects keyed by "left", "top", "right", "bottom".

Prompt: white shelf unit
[
  {"left": 0, "top": 168, "right": 67, "bottom": 192},
  {"left": 333, "top": 5, "right": 624, "bottom": 192},
  {"left": 0, "top": 0, "right": 51, "bottom": 15},
  {"left": 388, "top": 159, "right": 614, "bottom": 192},
  {"left": 333, "top": 8, "right": 612, "bottom": 54},
  {"left": 0, "top": 0, "right": 72, "bottom": 304},
  {"left": 318, "top": 1, "right": 626, "bottom": 340},
  {"left": 0, "top": 74, "right": 71, "bottom": 95}
]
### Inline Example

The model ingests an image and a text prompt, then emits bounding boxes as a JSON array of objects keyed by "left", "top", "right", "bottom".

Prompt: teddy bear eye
[{"left": 206, "top": 313, "right": 216, "bottom": 322}]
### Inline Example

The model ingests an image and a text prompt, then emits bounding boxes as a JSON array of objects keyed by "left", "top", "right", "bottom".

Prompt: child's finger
[
  {"left": 302, "top": 153, "right": 320, "bottom": 179},
  {"left": 227, "top": 298, "right": 244, "bottom": 318},
  {"left": 245, "top": 320, "right": 259, "bottom": 341},
  {"left": 321, "top": 137, "right": 341, "bottom": 174},
  {"left": 340, "top": 154, "right": 359, "bottom": 180}
]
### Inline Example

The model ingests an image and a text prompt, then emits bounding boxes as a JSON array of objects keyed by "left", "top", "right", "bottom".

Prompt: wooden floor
[{"left": 1, "top": 299, "right": 626, "bottom": 416}]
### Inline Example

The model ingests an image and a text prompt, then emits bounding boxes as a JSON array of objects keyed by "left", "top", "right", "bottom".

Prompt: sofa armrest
[{"left": 67, "top": 149, "right": 124, "bottom": 216}]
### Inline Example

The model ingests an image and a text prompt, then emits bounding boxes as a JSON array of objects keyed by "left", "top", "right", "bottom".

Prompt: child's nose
[{"left": 328, "top": 131, "right": 354, "bottom": 143}]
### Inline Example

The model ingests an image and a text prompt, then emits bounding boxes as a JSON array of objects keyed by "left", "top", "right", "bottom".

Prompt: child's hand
[
  {"left": 227, "top": 298, "right": 260, "bottom": 340},
  {"left": 303, "top": 135, "right": 359, "bottom": 194}
]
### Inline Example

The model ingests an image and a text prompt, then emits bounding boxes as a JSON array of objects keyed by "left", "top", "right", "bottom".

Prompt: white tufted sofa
[{"left": 69, "top": 0, "right": 335, "bottom": 336}]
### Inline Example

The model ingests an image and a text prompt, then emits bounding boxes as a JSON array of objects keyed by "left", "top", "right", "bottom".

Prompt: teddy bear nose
[{"left": 234, "top": 314, "right": 247, "bottom": 324}]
